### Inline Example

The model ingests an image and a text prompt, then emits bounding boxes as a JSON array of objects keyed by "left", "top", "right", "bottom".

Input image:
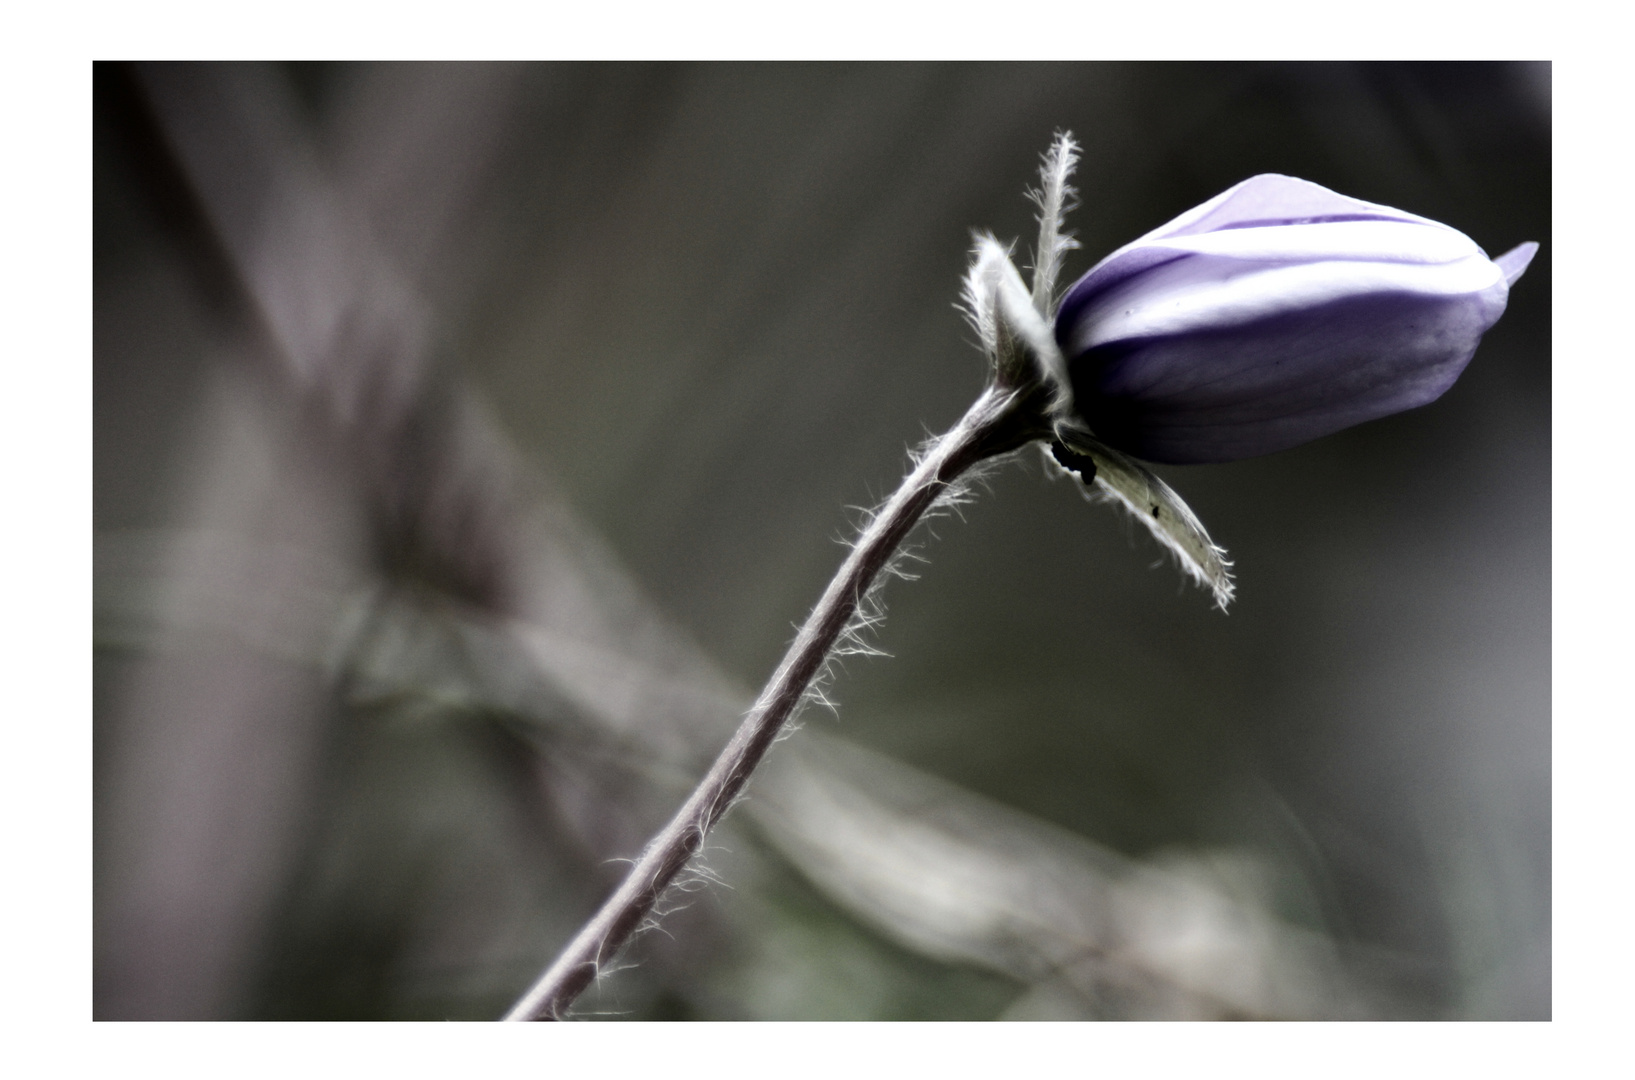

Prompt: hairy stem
[{"left": 503, "top": 384, "right": 1045, "bottom": 1020}]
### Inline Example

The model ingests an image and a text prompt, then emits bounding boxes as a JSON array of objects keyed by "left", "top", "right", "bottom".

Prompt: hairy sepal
[
  {"left": 1053, "top": 424, "right": 1235, "bottom": 610},
  {"left": 963, "top": 233, "right": 1073, "bottom": 416},
  {"left": 1027, "top": 131, "right": 1081, "bottom": 316}
]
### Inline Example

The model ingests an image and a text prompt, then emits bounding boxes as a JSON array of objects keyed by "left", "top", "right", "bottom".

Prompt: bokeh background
[{"left": 94, "top": 62, "right": 1550, "bottom": 1020}]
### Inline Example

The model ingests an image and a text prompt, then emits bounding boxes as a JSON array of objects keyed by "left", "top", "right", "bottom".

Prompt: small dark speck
[
  {"left": 1151, "top": 504, "right": 1161, "bottom": 518},
  {"left": 1050, "top": 441, "right": 1098, "bottom": 486}
]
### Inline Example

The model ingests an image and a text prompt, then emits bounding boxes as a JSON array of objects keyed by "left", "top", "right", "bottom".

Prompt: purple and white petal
[{"left": 1052, "top": 175, "right": 1535, "bottom": 464}]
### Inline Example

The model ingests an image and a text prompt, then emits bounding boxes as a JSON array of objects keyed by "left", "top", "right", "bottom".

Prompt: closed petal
[
  {"left": 1148, "top": 219, "right": 1479, "bottom": 266},
  {"left": 1069, "top": 283, "right": 1510, "bottom": 464},
  {"left": 1056, "top": 175, "right": 1450, "bottom": 313},
  {"left": 1495, "top": 241, "right": 1539, "bottom": 285},
  {"left": 1053, "top": 174, "right": 1532, "bottom": 464},
  {"left": 1149, "top": 174, "right": 1445, "bottom": 238},
  {"left": 1061, "top": 248, "right": 1504, "bottom": 354}
]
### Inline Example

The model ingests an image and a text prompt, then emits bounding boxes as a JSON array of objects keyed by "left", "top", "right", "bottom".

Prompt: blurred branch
[
  {"left": 98, "top": 61, "right": 534, "bottom": 1018},
  {"left": 98, "top": 494, "right": 1379, "bottom": 1020},
  {"left": 754, "top": 736, "right": 1366, "bottom": 1019}
]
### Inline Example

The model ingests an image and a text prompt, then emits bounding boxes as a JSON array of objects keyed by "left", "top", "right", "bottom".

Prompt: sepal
[{"left": 1051, "top": 423, "right": 1235, "bottom": 610}]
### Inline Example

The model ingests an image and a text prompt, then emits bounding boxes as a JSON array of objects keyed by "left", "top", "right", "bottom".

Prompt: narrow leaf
[{"left": 1053, "top": 425, "right": 1235, "bottom": 609}]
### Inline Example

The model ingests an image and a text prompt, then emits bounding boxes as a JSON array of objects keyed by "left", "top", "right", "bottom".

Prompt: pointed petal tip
[{"left": 1496, "top": 241, "right": 1539, "bottom": 286}]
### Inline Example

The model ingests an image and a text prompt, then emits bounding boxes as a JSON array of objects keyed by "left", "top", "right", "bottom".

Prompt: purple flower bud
[{"left": 1053, "top": 174, "right": 1538, "bottom": 464}]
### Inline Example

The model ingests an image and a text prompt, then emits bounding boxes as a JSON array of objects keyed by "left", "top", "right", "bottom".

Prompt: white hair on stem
[{"left": 785, "top": 429, "right": 1016, "bottom": 745}]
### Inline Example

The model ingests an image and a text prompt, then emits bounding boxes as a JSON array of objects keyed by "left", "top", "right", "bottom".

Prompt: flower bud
[{"left": 1053, "top": 174, "right": 1537, "bottom": 464}]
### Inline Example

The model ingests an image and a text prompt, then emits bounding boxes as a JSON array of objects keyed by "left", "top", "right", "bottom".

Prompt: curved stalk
[{"left": 503, "top": 384, "right": 1045, "bottom": 1021}]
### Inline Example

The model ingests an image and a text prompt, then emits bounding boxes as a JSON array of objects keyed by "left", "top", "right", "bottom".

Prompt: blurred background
[{"left": 93, "top": 62, "right": 1550, "bottom": 1020}]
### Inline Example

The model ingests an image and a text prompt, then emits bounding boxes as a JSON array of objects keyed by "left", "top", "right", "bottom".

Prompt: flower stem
[{"left": 502, "top": 383, "right": 1045, "bottom": 1020}]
